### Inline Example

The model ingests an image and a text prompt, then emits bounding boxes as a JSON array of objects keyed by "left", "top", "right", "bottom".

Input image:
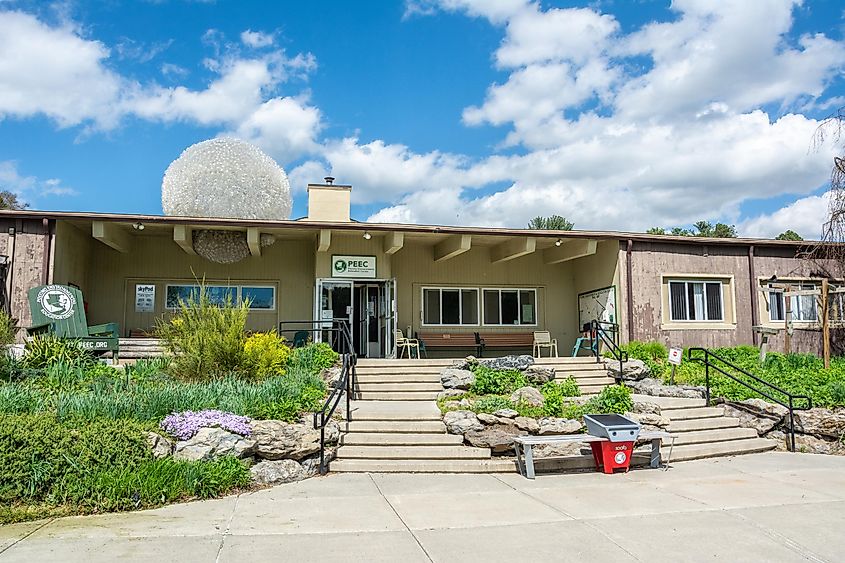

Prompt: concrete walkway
[{"left": 2, "top": 452, "right": 844, "bottom": 562}]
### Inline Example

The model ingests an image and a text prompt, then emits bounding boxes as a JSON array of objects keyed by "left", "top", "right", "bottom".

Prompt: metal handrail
[
  {"left": 591, "top": 320, "right": 628, "bottom": 382},
  {"left": 687, "top": 347, "right": 812, "bottom": 452},
  {"left": 279, "top": 319, "right": 356, "bottom": 474}
]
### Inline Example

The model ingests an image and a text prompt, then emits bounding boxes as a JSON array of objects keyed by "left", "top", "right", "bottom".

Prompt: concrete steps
[
  {"left": 340, "top": 433, "right": 463, "bottom": 446},
  {"left": 661, "top": 406, "right": 725, "bottom": 420},
  {"left": 345, "top": 421, "right": 447, "bottom": 433},
  {"left": 668, "top": 438, "right": 777, "bottom": 462},
  {"left": 668, "top": 416, "right": 741, "bottom": 432},
  {"left": 337, "top": 445, "right": 491, "bottom": 460},
  {"left": 671, "top": 427, "right": 759, "bottom": 446},
  {"left": 331, "top": 459, "right": 517, "bottom": 473}
]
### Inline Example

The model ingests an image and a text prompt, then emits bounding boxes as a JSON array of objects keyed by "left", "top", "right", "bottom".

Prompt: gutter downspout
[
  {"left": 748, "top": 245, "right": 759, "bottom": 346},
  {"left": 41, "top": 218, "right": 51, "bottom": 285},
  {"left": 626, "top": 239, "right": 634, "bottom": 343}
]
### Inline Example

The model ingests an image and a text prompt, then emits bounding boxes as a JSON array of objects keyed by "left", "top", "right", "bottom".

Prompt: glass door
[
  {"left": 383, "top": 278, "right": 397, "bottom": 357},
  {"left": 315, "top": 279, "right": 353, "bottom": 352}
]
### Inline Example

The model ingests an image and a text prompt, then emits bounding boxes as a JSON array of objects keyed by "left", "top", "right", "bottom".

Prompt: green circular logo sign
[
  {"left": 334, "top": 259, "right": 347, "bottom": 273},
  {"left": 36, "top": 285, "right": 76, "bottom": 320}
]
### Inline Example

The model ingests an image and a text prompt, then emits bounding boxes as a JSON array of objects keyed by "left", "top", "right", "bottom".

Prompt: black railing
[
  {"left": 591, "top": 320, "right": 628, "bottom": 382},
  {"left": 688, "top": 348, "right": 812, "bottom": 452},
  {"left": 278, "top": 320, "right": 354, "bottom": 354},
  {"left": 279, "top": 319, "right": 356, "bottom": 474}
]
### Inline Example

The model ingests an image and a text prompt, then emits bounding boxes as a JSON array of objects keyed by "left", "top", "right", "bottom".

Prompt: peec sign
[{"left": 332, "top": 255, "right": 377, "bottom": 279}]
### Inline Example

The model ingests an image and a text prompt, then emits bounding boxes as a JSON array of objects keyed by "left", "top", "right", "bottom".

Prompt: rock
[
  {"left": 251, "top": 420, "right": 322, "bottom": 461},
  {"left": 766, "top": 430, "right": 790, "bottom": 452},
  {"left": 146, "top": 431, "right": 174, "bottom": 458},
  {"left": 443, "top": 400, "right": 463, "bottom": 410},
  {"left": 790, "top": 434, "right": 840, "bottom": 455},
  {"left": 300, "top": 449, "right": 337, "bottom": 477},
  {"left": 514, "top": 416, "right": 540, "bottom": 433},
  {"left": 626, "top": 378, "right": 705, "bottom": 399},
  {"left": 524, "top": 366, "right": 555, "bottom": 385},
  {"left": 444, "top": 410, "right": 484, "bottom": 434},
  {"left": 493, "top": 408, "right": 519, "bottom": 419},
  {"left": 534, "top": 441, "right": 589, "bottom": 458},
  {"left": 631, "top": 400, "right": 661, "bottom": 415},
  {"left": 437, "top": 389, "right": 466, "bottom": 400},
  {"left": 605, "top": 358, "right": 651, "bottom": 381},
  {"left": 464, "top": 423, "right": 526, "bottom": 454},
  {"left": 794, "top": 408, "right": 845, "bottom": 440},
  {"left": 538, "top": 417, "right": 582, "bottom": 435},
  {"left": 478, "top": 354, "right": 534, "bottom": 371},
  {"left": 510, "top": 386, "right": 544, "bottom": 407},
  {"left": 440, "top": 368, "right": 475, "bottom": 390},
  {"left": 458, "top": 398, "right": 472, "bottom": 408},
  {"left": 477, "top": 413, "right": 501, "bottom": 425},
  {"left": 173, "top": 427, "right": 256, "bottom": 462},
  {"left": 322, "top": 365, "right": 343, "bottom": 388},
  {"left": 625, "top": 411, "right": 670, "bottom": 430},
  {"left": 250, "top": 459, "right": 307, "bottom": 485},
  {"left": 723, "top": 399, "right": 788, "bottom": 435}
]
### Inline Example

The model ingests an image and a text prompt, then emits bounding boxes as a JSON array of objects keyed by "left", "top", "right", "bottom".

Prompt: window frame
[
  {"left": 667, "top": 279, "right": 725, "bottom": 323},
  {"left": 481, "top": 288, "right": 539, "bottom": 327},
  {"left": 420, "top": 286, "right": 480, "bottom": 327},
  {"left": 767, "top": 283, "right": 818, "bottom": 323},
  {"left": 164, "top": 283, "right": 277, "bottom": 311}
]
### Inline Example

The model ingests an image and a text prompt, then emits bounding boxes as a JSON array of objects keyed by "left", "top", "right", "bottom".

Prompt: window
[
  {"left": 422, "top": 288, "right": 478, "bottom": 325},
  {"left": 668, "top": 280, "right": 723, "bottom": 322},
  {"left": 483, "top": 289, "right": 537, "bottom": 325},
  {"left": 768, "top": 284, "right": 817, "bottom": 322},
  {"left": 165, "top": 284, "right": 276, "bottom": 310}
]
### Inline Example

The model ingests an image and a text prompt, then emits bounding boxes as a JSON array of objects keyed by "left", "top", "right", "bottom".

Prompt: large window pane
[
  {"left": 669, "top": 282, "right": 686, "bottom": 321},
  {"left": 166, "top": 285, "right": 199, "bottom": 308},
  {"left": 483, "top": 290, "right": 500, "bottom": 324},
  {"left": 501, "top": 291, "right": 519, "bottom": 325},
  {"left": 461, "top": 289, "right": 478, "bottom": 324},
  {"left": 242, "top": 286, "right": 274, "bottom": 309},
  {"left": 423, "top": 289, "right": 440, "bottom": 325},
  {"left": 688, "top": 282, "right": 705, "bottom": 320},
  {"left": 206, "top": 286, "right": 237, "bottom": 306},
  {"left": 519, "top": 290, "right": 536, "bottom": 324},
  {"left": 705, "top": 283, "right": 722, "bottom": 321},
  {"left": 441, "top": 290, "right": 460, "bottom": 324},
  {"left": 769, "top": 289, "right": 784, "bottom": 321}
]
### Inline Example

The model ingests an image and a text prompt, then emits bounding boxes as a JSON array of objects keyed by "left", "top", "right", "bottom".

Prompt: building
[{"left": 0, "top": 181, "right": 836, "bottom": 357}]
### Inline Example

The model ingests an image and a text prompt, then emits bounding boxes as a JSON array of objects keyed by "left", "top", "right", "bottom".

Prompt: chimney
[{"left": 307, "top": 178, "right": 352, "bottom": 222}]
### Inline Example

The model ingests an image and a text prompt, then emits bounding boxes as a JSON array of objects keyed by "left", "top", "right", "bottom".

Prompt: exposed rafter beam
[
  {"left": 383, "top": 232, "right": 404, "bottom": 255},
  {"left": 316, "top": 229, "right": 331, "bottom": 252},
  {"left": 92, "top": 221, "right": 131, "bottom": 253},
  {"left": 434, "top": 234, "right": 471, "bottom": 262},
  {"left": 173, "top": 225, "right": 196, "bottom": 255},
  {"left": 543, "top": 239, "right": 597, "bottom": 264},
  {"left": 247, "top": 227, "right": 261, "bottom": 257},
  {"left": 491, "top": 237, "right": 535, "bottom": 264}
]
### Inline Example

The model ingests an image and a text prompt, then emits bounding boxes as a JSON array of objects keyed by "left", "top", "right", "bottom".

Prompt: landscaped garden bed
[{"left": 0, "top": 291, "right": 340, "bottom": 525}]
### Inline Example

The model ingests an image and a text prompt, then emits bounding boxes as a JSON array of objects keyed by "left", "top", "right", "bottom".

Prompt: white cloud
[
  {"left": 241, "top": 30, "right": 275, "bottom": 48},
  {"left": 229, "top": 95, "right": 322, "bottom": 162},
  {"left": 0, "top": 160, "right": 76, "bottom": 205},
  {"left": 739, "top": 193, "right": 829, "bottom": 240}
]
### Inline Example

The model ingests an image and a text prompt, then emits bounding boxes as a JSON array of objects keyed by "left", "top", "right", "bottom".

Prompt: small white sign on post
[
  {"left": 135, "top": 284, "right": 156, "bottom": 313},
  {"left": 668, "top": 347, "right": 683, "bottom": 366}
]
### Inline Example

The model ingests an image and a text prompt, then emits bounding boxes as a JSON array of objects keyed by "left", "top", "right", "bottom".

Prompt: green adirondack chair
[{"left": 27, "top": 284, "right": 120, "bottom": 358}]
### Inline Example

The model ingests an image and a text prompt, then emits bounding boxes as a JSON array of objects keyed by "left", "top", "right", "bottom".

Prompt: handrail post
[
  {"left": 319, "top": 423, "right": 326, "bottom": 475},
  {"left": 592, "top": 320, "right": 599, "bottom": 363},
  {"left": 704, "top": 350, "right": 711, "bottom": 406},
  {"left": 788, "top": 397, "right": 796, "bottom": 453}
]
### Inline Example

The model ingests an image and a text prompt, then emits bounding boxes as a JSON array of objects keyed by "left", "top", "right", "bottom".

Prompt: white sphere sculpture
[{"left": 162, "top": 137, "right": 292, "bottom": 220}]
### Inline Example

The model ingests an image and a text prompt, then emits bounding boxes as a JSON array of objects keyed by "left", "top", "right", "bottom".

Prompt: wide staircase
[{"left": 331, "top": 357, "right": 776, "bottom": 473}]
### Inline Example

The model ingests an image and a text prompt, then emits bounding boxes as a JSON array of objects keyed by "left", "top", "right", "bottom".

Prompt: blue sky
[{"left": 1, "top": 0, "right": 845, "bottom": 238}]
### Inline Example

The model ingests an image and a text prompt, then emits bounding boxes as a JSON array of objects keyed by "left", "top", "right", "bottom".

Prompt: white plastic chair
[
  {"left": 395, "top": 329, "right": 420, "bottom": 358},
  {"left": 532, "top": 331, "right": 558, "bottom": 358}
]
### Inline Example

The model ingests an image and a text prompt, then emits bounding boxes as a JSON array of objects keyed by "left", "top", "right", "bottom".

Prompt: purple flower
[{"left": 160, "top": 409, "right": 252, "bottom": 440}]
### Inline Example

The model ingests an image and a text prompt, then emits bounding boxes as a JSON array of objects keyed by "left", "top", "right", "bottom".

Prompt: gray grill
[{"left": 583, "top": 414, "right": 641, "bottom": 442}]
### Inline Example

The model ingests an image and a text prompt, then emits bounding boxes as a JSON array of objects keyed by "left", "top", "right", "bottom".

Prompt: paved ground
[{"left": 2, "top": 452, "right": 844, "bottom": 562}]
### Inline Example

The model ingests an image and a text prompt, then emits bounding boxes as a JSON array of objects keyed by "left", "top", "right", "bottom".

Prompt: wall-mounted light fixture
[
  {"left": 132, "top": 223, "right": 145, "bottom": 231},
  {"left": 363, "top": 231, "right": 372, "bottom": 240},
  {"left": 555, "top": 239, "right": 562, "bottom": 247}
]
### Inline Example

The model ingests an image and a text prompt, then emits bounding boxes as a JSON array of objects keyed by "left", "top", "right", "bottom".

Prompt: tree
[
  {"left": 527, "top": 215, "right": 574, "bottom": 230},
  {"left": 776, "top": 230, "right": 803, "bottom": 241},
  {"left": 0, "top": 190, "right": 27, "bottom": 210},
  {"left": 646, "top": 227, "right": 666, "bottom": 235},
  {"left": 646, "top": 221, "right": 736, "bottom": 238}
]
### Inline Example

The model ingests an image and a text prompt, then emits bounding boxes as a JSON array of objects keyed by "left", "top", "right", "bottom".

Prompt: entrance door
[
  {"left": 315, "top": 279, "right": 353, "bottom": 352},
  {"left": 356, "top": 284, "right": 382, "bottom": 358},
  {"left": 383, "top": 278, "right": 397, "bottom": 357}
]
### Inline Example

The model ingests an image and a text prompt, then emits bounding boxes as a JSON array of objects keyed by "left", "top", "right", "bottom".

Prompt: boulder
[
  {"left": 300, "top": 449, "right": 337, "bottom": 477},
  {"left": 625, "top": 411, "right": 670, "bottom": 430},
  {"left": 437, "top": 389, "right": 466, "bottom": 400},
  {"left": 533, "top": 441, "right": 589, "bottom": 458},
  {"left": 510, "top": 386, "right": 544, "bottom": 407},
  {"left": 440, "top": 368, "right": 475, "bottom": 390},
  {"left": 252, "top": 420, "right": 323, "bottom": 461},
  {"left": 444, "top": 410, "right": 484, "bottom": 434},
  {"left": 493, "top": 408, "right": 519, "bottom": 419},
  {"left": 173, "top": 427, "right": 256, "bottom": 462},
  {"left": 514, "top": 416, "right": 540, "bottom": 433},
  {"left": 524, "top": 366, "right": 555, "bottom": 385},
  {"left": 605, "top": 359, "right": 651, "bottom": 381},
  {"left": 464, "top": 423, "right": 526, "bottom": 454},
  {"left": 443, "top": 400, "right": 463, "bottom": 410},
  {"left": 477, "top": 413, "right": 501, "bottom": 425},
  {"left": 146, "top": 431, "right": 174, "bottom": 458},
  {"left": 625, "top": 378, "right": 705, "bottom": 399},
  {"left": 794, "top": 408, "right": 845, "bottom": 440},
  {"left": 478, "top": 355, "right": 534, "bottom": 371},
  {"left": 538, "top": 417, "right": 582, "bottom": 435},
  {"left": 723, "top": 399, "right": 788, "bottom": 435},
  {"left": 322, "top": 365, "right": 343, "bottom": 389},
  {"left": 631, "top": 400, "right": 661, "bottom": 415},
  {"left": 789, "top": 434, "right": 841, "bottom": 455},
  {"left": 250, "top": 459, "right": 307, "bottom": 485}
]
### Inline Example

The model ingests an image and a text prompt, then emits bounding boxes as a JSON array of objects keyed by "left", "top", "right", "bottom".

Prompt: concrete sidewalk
[{"left": 2, "top": 452, "right": 844, "bottom": 562}]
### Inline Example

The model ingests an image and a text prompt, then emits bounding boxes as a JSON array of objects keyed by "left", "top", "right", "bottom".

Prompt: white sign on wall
[
  {"left": 578, "top": 286, "right": 617, "bottom": 329},
  {"left": 332, "top": 255, "right": 376, "bottom": 279},
  {"left": 135, "top": 284, "right": 156, "bottom": 313}
]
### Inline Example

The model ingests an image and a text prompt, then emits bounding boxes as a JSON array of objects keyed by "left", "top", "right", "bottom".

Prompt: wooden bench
[
  {"left": 512, "top": 431, "right": 676, "bottom": 479},
  {"left": 417, "top": 332, "right": 482, "bottom": 357},
  {"left": 476, "top": 332, "right": 534, "bottom": 357}
]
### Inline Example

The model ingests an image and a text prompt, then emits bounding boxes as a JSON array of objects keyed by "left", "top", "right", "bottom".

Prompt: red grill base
[{"left": 590, "top": 440, "right": 634, "bottom": 474}]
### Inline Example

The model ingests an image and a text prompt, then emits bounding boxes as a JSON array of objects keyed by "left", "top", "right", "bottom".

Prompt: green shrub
[
  {"left": 124, "top": 358, "right": 172, "bottom": 384},
  {"left": 540, "top": 377, "right": 580, "bottom": 417},
  {"left": 471, "top": 395, "right": 515, "bottom": 414},
  {"left": 0, "top": 311, "right": 19, "bottom": 346},
  {"left": 618, "top": 340, "right": 668, "bottom": 378},
  {"left": 590, "top": 384, "right": 633, "bottom": 414},
  {"left": 244, "top": 332, "right": 291, "bottom": 379},
  {"left": 156, "top": 287, "right": 250, "bottom": 381},
  {"left": 288, "top": 342, "right": 339, "bottom": 375},
  {"left": 470, "top": 366, "right": 528, "bottom": 395},
  {"left": 22, "top": 335, "right": 96, "bottom": 369}
]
